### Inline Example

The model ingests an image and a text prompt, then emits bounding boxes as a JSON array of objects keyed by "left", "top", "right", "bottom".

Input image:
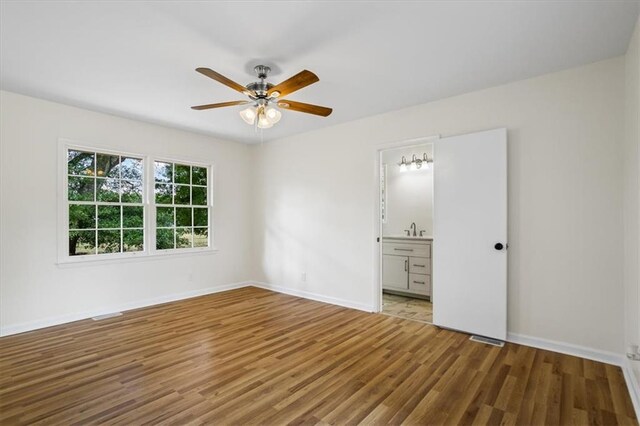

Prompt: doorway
[
  {"left": 379, "top": 142, "right": 434, "bottom": 323},
  {"left": 375, "top": 129, "right": 508, "bottom": 340}
]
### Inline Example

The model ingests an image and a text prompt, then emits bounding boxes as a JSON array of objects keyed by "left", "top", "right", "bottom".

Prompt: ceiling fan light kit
[{"left": 191, "top": 64, "right": 332, "bottom": 131}]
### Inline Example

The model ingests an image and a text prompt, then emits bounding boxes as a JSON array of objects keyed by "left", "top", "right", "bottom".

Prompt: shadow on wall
[{"left": 261, "top": 182, "right": 355, "bottom": 292}]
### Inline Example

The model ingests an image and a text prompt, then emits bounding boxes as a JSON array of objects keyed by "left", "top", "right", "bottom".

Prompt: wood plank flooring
[{"left": 0, "top": 287, "right": 637, "bottom": 425}]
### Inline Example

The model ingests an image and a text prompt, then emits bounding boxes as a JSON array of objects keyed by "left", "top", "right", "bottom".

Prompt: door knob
[{"left": 494, "top": 243, "right": 505, "bottom": 250}]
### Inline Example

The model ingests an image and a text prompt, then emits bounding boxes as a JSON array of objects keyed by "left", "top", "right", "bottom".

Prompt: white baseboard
[
  {"left": 622, "top": 358, "right": 640, "bottom": 418},
  {"left": 251, "top": 281, "right": 376, "bottom": 313},
  {"left": 507, "top": 332, "right": 624, "bottom": 365},
  {"left": 0, "top": 281, "right": 253, "bottom": 337},
  {"left": 508, "top": 332, "right": 639, "bottom": 418}
]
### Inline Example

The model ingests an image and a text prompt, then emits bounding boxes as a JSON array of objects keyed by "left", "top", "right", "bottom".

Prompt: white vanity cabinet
[
  {"left": 382, "top": 238, "right": 432, "bottom": 298},
  {"left": 382, "top": 254, "right": 408, "bottom": 290}
]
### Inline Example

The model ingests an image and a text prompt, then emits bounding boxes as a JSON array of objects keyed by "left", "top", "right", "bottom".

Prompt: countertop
[{"left": 383, "top": 235, "right": 433, "bottom": 241}]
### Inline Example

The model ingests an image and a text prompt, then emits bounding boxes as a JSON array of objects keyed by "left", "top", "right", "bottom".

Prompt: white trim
[
  {"left": 508, "top": 332, "right": 640, "bottom": 418},
  {"left": 55, "top": 246, "right": 219, "bottom": 267},
  {"left": 0, "top": 281, "right": 252, "bottom": 337},
  {"left": 252, "top": 282, "right": 376, "bottom": 313},
  {"left": 373, "top": 135, "right": 440, "bottom": 313},
  {"left": 59, "top": 140, "right": 150, "bottom": 263},
  {"left": 507, "top": 332, "right": 623, "bottom": 365},
  {"left": 57, "top": 138, "right": 217, "bottom": 264},
  {"left": 622, "top": 358, "right": 640, "bottom": 417}
]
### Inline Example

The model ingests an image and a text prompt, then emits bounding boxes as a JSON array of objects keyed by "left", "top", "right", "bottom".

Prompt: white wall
[
  {"left": 0, "top": 55, "right": 631, "bottom": 361},
  {"left": 0, "top": 91, "right": 254, "bottom": 334},
  {"left": 382, "top": 145, "right": 433, "bottom": 237},
  {"left": 624, "top": 17, "right": 640, "bottom": 388},
  {"left": 253, "top": 57, "right": 626, "bottom": 354}
]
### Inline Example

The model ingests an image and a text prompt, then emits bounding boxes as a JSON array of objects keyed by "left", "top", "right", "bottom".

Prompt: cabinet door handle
[
  {"left": 394, "top": 248, "right": 414, "bottom": 252},
  {"left": 413, "top": 264, "right": 425, "bottom": 267},
  {"left": 404, "top": 260, "right": 408, "bottom": 272},
  {"left": 413, "top": 280, "right": 425, "bottom": 285}
]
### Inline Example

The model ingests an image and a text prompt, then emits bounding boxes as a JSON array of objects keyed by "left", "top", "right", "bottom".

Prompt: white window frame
[
  {"left": 57, "top": 139, "right": 217, "bottom": 265},
  {"left": 150, "top": 157, "right": 214, "bottom": 255}
]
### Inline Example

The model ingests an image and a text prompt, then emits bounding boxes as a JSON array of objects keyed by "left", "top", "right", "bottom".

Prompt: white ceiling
[{"left": 1, "top": 1, "right": 638, "bottom": 144}]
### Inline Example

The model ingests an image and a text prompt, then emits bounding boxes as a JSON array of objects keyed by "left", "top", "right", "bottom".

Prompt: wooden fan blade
[
  {"left": 191, "top": 100, "right": 249, "bottom": 110},
  {"left": 196, "top": 68, "right": 253, "bottom": 95},
  {"left": 277, "top": 100, "right": 332, "bottom": 117},
  {"left": 268, "top": 70, "right": 319, "bottom": 97}
]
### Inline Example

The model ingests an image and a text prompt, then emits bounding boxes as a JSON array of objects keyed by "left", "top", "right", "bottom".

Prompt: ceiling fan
[{"left": 191, "top": 65, "right": 332, "bottom": 129}]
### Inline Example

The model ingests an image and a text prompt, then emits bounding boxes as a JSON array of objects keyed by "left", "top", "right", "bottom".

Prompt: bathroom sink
[{"left": 383, "top": 235, "right": 433, "bottom": 241}]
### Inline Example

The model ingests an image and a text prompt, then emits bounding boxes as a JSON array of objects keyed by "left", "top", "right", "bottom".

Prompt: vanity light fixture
[{"left": 398, "top": 153, "right": 433, "bottom": 172}]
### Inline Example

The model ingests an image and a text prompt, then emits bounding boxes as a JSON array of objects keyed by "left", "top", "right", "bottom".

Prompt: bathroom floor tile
[{"left": 382, "top": 292, "right": 432, "bottom": 323}]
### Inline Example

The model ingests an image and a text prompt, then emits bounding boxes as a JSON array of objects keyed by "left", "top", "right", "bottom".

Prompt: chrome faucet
[{"left": 410, "top": 222, "right": 417, "bottom": 237}]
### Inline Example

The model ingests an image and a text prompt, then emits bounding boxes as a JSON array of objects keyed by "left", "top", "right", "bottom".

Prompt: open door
[{"left": 432, "top": 128, "right": 507, "bottom": 340}]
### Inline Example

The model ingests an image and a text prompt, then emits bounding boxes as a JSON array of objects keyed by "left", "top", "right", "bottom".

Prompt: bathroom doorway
[
  {"left": 379, "top": 142, "right": 434, "bottom": 323},
  {"left": 376, "top": 129, "right": 507, "bottom": 340}
]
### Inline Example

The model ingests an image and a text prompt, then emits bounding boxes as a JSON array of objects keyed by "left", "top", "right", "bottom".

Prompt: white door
[
  {"left": 432, "top": 128, "right": 507, "bottom": 340},
  {"left": 382, "top": 255, "right": 409, "bottom": 290}
]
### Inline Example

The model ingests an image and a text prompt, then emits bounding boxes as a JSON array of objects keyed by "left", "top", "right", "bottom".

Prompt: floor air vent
[
  {"left": 469, "top": 335, "right": 505, "bottom": 347},
  {"left": 92, "top": 312, "right": 122, "bottom": 321}
]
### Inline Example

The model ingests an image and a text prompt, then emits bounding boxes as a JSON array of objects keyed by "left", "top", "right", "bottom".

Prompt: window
[
  {"left": 154, "top": 161, "right": 210, "bottom": 250},
  {"left": 62, "top": 143, "right": 213, "bottom": 262},
  {"left": 67, "top": 149, "right": 144, "bottom": 256}
]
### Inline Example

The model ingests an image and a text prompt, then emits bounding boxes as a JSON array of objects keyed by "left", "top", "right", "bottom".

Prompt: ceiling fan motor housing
[
  {"left": 247, "top": 65, "right": 274, "bottom": 98},
  {"left": 246, "top": 81, "right": 274, "bottom": 98},
  {"left": 254, "top": 65, "right": 271, "bottom": 79}
]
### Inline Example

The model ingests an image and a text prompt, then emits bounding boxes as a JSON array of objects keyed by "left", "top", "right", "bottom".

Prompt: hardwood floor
[{"left": 0, "top": 287, "right": 637, "bottom": 425}]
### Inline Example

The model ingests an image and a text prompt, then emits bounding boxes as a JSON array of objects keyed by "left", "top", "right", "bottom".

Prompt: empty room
[{"left": 1, "top": 1, "right": 640, "bottom": 424}]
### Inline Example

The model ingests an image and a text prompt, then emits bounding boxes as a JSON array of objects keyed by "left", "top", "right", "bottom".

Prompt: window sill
[{"left": 56, "top": 247, "right": 219, "bottom": 268}]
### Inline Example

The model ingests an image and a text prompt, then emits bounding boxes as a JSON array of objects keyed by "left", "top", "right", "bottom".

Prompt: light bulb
[
  {"left": 239, "top": 107, "right": 256, "bottom": 125},
  {"left": 257, "top": 111, "right": 273, "bottom": 129},
  {"left": 264, "top": 106, "right": 282, "bottom": 124},
  {"left": 399, "top": 156, "right": 408, "bottom": 172},
  {"left": 423, "top": 153, "right": 431, "bottom": 169},
  {"left": 410, "top": 161, "right": 418, "bottom": 171}
]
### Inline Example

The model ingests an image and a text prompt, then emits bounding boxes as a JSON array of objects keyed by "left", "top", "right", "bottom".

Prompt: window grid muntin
[
  {"left": 154, "top": 161, "right": 210, "bottom": 251},
  {"left": 67, "top": 149, "right": 145, "bottom": 256}
]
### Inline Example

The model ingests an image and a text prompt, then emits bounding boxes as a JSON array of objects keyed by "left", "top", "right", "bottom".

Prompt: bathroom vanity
[{"left": 382, "top": 237, "right": 432, "bottom": 299}]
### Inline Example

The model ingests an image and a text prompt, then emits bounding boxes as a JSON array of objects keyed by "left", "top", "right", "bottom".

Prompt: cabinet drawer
[
  {"left": 409, "top": 273, "right": 431, "bottom": 295},
  {"left": 409, "top": 256, "right": 430, "bottom": 275},
  {"left": 383, "top": 242, "right": 431, "bottom": 258}
]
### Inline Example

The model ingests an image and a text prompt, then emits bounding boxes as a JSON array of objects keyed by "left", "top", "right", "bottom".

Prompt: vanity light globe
[
  {"left": 399, "top": 163, "right": 408, "bottom": 173},
  {"left": 264, "top": 106, "right": 282, "bottom": 124},
  {"left": 239, "top": 107, "right": 256, "bottom": 125},
  {"left": 409, "top": 161, "right": 418, "bottom": 171}
]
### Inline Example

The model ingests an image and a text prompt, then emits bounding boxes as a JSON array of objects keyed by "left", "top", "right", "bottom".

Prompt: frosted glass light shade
[
  {"left": 239, "top": 107, "right": 256, "bottom": 125},
  {"left": 257, "top": 113, "right": 273, "bottom": 129},
  {"left": 265, "top": 107, "right": 282, "bottom": 124}
]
